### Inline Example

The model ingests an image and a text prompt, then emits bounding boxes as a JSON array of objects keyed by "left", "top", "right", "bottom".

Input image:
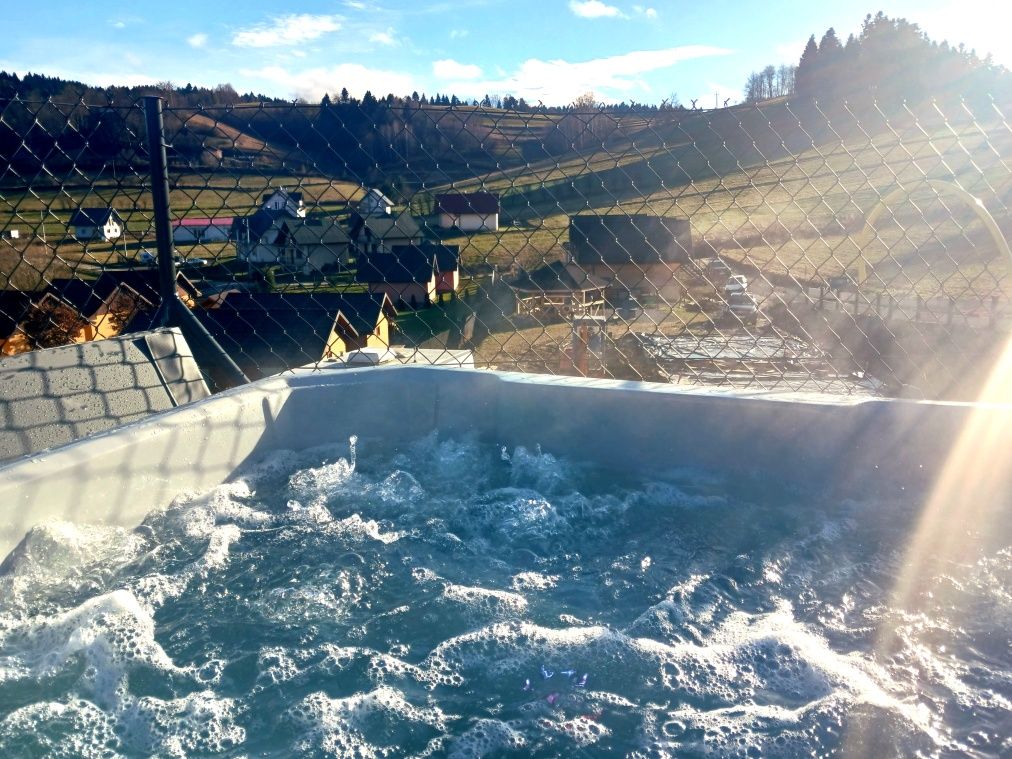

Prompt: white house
[
  {"left": 358, "top": 188, "right": 394, "bottom": 217},
  {"left": 436, "top": 193, "right": 500, "bottom": 232},
  {"left": 234, "top": 212, "right": 349, "bottom": 275},
  {"left": 172, "top": 217, "right": 234, "bottom": 244},
  {"left": 261, "top": 188, "right": 305, "bottom": 218},
  {"left": 70, "top": 208, "right": 124, "bottom": 242}
]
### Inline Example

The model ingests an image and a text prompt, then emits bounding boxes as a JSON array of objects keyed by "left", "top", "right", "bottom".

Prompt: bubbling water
[{"left": 1, "top": 433, "right": 1009, "bottom": 757}]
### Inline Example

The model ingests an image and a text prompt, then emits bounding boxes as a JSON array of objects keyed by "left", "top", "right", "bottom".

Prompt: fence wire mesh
[{"left": 1, "top": 92, "right": 1010, "bottom": 398}]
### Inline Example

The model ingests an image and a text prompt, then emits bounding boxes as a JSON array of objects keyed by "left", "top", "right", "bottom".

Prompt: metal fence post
[{"left": 143, "top": 96, "right": 249, "bottom": 390}]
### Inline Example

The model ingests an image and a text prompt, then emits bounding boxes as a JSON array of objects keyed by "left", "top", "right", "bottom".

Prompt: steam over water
[{"left": 1, "top": 435, "right": 1010, "bottom": 757}]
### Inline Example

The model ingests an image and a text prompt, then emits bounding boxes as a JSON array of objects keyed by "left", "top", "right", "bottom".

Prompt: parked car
[
  {"left": 828, "top": 272, "right": 858, "bottom": 291},
  {"left": 179, "top": 257, "right": 209, "bottom": 267},
  {"left": 705, "top": 258, "right": 732, "bottom": 276},
  {"left": 139, "top": 250, "right": 156, "bottom": 264},
  {"left": 723, "top": 292, "right": 759, "bottom": 324},
  {"left": 723, "top": 274, "right": 748, "bottom": 296}
]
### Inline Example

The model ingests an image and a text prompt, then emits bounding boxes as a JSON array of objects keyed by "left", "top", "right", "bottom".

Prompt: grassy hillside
[
  {"left": 430, "top": 96, "right": 1012, "bottom": 298},
  {"left": 1, "top": 94, "right": 1009, "bottom": 301},
  {"left": 0, "top": 174, "right": 363, "bottom": 272}
]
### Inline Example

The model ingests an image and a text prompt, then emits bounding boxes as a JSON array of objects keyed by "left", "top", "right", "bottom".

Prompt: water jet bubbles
[{"left": 541, "top": 664, "right": 555, "bottom": 679}]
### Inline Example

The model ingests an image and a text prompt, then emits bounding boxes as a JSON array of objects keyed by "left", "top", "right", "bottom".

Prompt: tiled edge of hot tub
[{"left": 2, "top": 365, "right": 1011, "bottom": 559}]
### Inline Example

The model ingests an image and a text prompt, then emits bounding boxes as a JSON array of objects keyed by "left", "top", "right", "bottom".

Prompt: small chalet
[
  {"left": 0, "top": 292, "right": 89, "bottom": 355},
  {"left": 356, "top": 244, "right": 437, "bottom": 309},
  {"left": 172, "top": 217, "right": 234, "bottom": 244},
  {"left": 177, "top": 292, "right": 397, "bottom": 379},
  {"left": 358, "top": 188, "right": 394, "bottom": 217},
  {"left": 433, "top": 244, "right": 460, "bottom": 297},
  {"left": 261, "top": 188, "right": 305, "bottom": 218},
  {"left": 70, "top": 208, "right": 124, "bottom": 242},
  {"left": 0, "top": 291, "right": 37, "bottom": 355},
  {"left": 348, "top": 211, "right": 423, "bottom": 256},
  {"left": 510, "top": 260, "right": 608, "bottom": 317},
  {"left": 39, "top": 271, "right": 200, "bottom": 344},
  {"left": 436, "top": 193, "right": 500, "bottom": 232},
  {"left": 568, "top": 215, "right": 692, "bottom": 300}
]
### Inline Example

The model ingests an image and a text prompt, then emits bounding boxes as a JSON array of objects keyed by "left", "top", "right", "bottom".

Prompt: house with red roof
[{"left": 172, "top": 217, "right": 234, "bottom": 244}]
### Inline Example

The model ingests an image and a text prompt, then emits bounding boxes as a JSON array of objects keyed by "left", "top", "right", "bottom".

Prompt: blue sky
[{"left": 1, "top": 1, "right": 1008, "bottom": 105}]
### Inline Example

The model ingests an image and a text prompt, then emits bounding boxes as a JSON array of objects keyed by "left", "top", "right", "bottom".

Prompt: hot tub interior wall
[{"left": 3, "top": 366, "right": 1012, "bottom": 558}]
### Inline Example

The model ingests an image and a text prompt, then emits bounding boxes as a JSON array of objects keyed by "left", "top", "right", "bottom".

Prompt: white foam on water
[
  {"left": 324, "top": 514, "right": 405, "bottom": 544},
  {"left": 117, "top": 690, "right": 245, "bottom": 757},
  {"left": 648, "top": 600, "right": 952, "bottom": 748},
  {"left": 446, "top": 718, "right": 527, "bottom": 757},
  {"left": 541, "top": 714, "right": 611, "bottom": 748},
  {"left": 371, "top": 470, "right": 427, "bottom": 505},
  {"left": 511, "top": 571, "right": 559, "bottom": 591},
  {"left": 2, "top": 435, "right": 1006, "bottom": 756},
  {"left": 411, "top": 567, "right": 441, "bottom": 584},
  {"left": 506, "top": 445, "right": 574, "bottom": 494},
  {"left": 256, "top": 645, "right": 302, "bottom": 687},
  {"left": 288, "top": 686, "right": 448, "bottom": 757},
  {"left": 441, "top": 584, "right": 529, "bottom": 618},
  {"left": 129, "top": 523, "right": 242, "bottom": 612},
  {"left": 316, "top": 644, "right": 438, "bottom": 687},
  {"left": 0, "top": 698, "right": 117, "bottom": 758},
  {"left": 258, "top": 568, "right": 365, "bottom": 624},
  {"left": 0, "top": 521, "right": 147, "bottom": 626},
  {"left": 472, "top": 488, "right": 569, "bottom": 544},
  {"left": 425, "top": 621, "right": 616, "bottom": 682},
  {"left": 1, "top": 589, "right": 177, "bottom": 681},
  {"left": 288, "top": 456, "right": 357, "bottom": 502}
]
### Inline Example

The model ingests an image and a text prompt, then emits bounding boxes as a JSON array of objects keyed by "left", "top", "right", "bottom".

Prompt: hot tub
[
  {"left": 2, "top": 365, "right": 1009, "bottom": 558},
  {"left": 2, "top": 366, "right": 1010, "bottom": 756}
]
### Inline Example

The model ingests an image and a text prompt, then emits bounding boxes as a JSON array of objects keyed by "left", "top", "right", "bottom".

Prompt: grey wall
[{"left": 0, "top": 328, "right": 208, "bottom": 463}]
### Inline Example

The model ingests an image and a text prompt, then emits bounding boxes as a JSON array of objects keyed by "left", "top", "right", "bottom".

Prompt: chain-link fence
[{"left": 1, "top": 92, "right": 1010, "bottom": 399}]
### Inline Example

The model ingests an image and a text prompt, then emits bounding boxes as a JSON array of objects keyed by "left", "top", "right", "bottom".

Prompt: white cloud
[
  {"left": 344, "top": 0, "right": 367, "bottom": 8},
  {"left": 187, "top": 33, "right": 208, "bottom": 49},
  {"left": 441, "top": 45, "right": 733, "bottom": 105},
  {"left": 369, "top": 29, "right": 397, "bottom": 46},
  {"left": 232, "top": 14, "right": 343, "bottom": 48},
  {"left": 433, "top": 59, "right": 482, "bottom": 80},
  {"left": 111, "top": 20, "right": 126, "bottom": 29},
  {"left": 633, "top": 5, "right": 658, "bottom": 19},
  {"left": 569, "top": 1, "right": 624, "bottom": 19},
  {"left": 242, "top": 64, "right": 416, "bottom": 101},
  {"left": 775, "top": 41, "right": 804, "bottom": 65},
  {"left": 449, "top": 29, "right": 469, "bottom": 40}
]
